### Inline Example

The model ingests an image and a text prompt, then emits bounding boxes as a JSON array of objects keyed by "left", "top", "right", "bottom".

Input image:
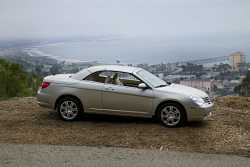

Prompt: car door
[
  {"left": 102, "top": 71, "right": 155, "bottom": 117},
  {"left": 78, "top": 71, "right": 108, "bottom": 112}
]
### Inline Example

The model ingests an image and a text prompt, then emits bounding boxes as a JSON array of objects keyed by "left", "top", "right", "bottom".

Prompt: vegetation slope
[{"left": 0, "top": 58, "right": 41, "bottom": 99}]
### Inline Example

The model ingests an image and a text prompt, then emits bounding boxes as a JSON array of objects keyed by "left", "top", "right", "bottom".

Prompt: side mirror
[{"left": 138, "top": 83, "right": 147, "bottom": 89}]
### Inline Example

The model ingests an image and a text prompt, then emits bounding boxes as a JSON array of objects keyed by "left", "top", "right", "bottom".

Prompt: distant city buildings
[
  {"left": 229, "top": 52, "right": 246, "bottom": 71},
  {"left": 1, "top": 48, "right": 249, "bottom": 97},
  {"left": 165, "top": 74, "right": 196, "bottom": 83},
  {"left": 179, "top": 80, "right": 219, "bottom": 95}
]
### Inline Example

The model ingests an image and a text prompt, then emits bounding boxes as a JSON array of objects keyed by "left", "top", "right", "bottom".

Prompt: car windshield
[{"left": 137, "top": 69, "right": 167, "bottom": 88}]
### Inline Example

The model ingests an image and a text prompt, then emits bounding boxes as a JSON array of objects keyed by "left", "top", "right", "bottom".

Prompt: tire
[
  {"left": 57, "top": 97, "right": 83, "bottom": 121},
  {"left": 157, "top": 102, "right": 186, "bottom": 127}
]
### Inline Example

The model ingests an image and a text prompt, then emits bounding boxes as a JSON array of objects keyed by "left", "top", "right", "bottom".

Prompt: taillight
[{"left": 41, "top": 82, "right": 50, "bottom": 89}]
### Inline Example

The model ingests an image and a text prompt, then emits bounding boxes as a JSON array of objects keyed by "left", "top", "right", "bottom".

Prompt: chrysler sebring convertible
[{"left": 37, "top": 65, "right": 213, "bottom": 127}]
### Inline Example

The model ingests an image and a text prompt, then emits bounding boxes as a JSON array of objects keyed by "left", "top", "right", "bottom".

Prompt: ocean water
[{"left": 26, "top": 37, "right": 250, "bottom": 64}]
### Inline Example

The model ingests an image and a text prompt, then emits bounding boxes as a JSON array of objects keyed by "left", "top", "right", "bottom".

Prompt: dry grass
[{"left": 0, "top": 96, "right": 249, "bottom": 156}]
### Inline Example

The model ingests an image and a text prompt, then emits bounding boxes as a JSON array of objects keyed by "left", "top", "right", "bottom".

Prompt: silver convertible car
[{"left": 37, "top": 65, "right": 213, "bottom": 127}]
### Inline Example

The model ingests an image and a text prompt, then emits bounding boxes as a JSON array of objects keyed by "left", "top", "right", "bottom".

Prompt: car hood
[{"left": 156, "top": 83, "right": 208, "bottom": 98}]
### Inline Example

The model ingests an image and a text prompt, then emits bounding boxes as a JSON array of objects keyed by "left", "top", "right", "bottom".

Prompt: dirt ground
[{"left": 0, "top": 97, "right": 249, "bottom": 156}]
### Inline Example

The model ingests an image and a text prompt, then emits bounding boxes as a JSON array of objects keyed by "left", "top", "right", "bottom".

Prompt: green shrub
[
  {"left": 0, "top": 58, "right": 42, "bottom": 99},
  {"left": 234, "top": 71, "right": 250, "bottom": 96}
]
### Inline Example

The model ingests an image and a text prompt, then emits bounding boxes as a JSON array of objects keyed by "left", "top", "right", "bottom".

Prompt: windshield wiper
[
  {"left": 166, "top": 81, "right": 172, "bottom": 85},
  {"left": 155, "top": 82, "right": 172, "bottom": 88},
  {"left": 155, "top": 84, "right": 167, "bottom": 88}
]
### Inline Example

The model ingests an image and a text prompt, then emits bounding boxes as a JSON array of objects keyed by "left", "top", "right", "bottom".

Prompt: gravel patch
[{"left": 0, "top": 97, "right": 249, "bottom": 156}]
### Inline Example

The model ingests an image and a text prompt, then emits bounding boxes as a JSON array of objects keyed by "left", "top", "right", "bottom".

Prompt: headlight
[{"left": 190, "top": 96, "right": 205, "bottom": 106}]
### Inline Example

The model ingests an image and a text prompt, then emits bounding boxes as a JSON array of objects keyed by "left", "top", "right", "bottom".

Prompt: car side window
[
  {"left": 114, "top": 72, "right": 143, "bottom": 88},
  {"left": 84, "top": 71, "right": 143, "bottom": 88},
  {"left": 84, "top": 71, "right": 113, "bottom": 83}
]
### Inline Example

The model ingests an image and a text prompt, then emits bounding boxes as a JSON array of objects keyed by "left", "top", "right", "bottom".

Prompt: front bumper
[{"left": 186, "top": 103, "right": 214, "bottom": 121}]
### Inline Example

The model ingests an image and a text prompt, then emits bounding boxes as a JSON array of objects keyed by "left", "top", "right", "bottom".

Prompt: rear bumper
[
  {"left": 37, "top": 101, "right": 51, "bottom": 108},
  {"left": 37, "top": 89, "right": 54, "bottom": 109},
  {"left": 186, "top": 103, "right": 213, "bottom": 121}
]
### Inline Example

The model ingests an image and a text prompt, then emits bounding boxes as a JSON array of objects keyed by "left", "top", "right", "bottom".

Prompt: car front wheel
[
  {"left": 157, "top": 102, "right": 186, "bottom": 127},
  {"left": 57, "top": 97, "right": 82, "bottom": 121}
]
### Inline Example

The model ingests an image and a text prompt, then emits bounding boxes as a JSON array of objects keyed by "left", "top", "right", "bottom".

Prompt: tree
[
  {"left": 0, "top": 58, "right": 41, "bottom": 99},
  {"left": 234, "top": 71, "right": 250, "bottom": 96},
  {"left": 50, "top": 64, "right": 62, "bottom": 75}
]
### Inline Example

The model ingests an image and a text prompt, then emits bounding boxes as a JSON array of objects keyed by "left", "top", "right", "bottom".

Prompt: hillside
[
  {"left": 0, "top": 58, "right": 41, "bottom": 99},
  {"left": 0, "top": 96, "right": 249, "bottom": 156}
]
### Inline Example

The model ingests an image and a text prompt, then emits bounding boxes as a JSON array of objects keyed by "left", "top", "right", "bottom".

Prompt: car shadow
[
  {"left": 79, "top": 113, "right": 156, "bottom": 124},
  {"left": 185, "top": 121, "right": 208, "bottom": 128},
  {"left": 80, "top": 114, "right": 208, "bottom": 127},
  {"left": 45, "top": 110, "right": 207, "bottom": 127}
]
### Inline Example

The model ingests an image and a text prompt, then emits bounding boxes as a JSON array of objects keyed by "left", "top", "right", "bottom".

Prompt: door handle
[{"left": 105, "top": 87, "right": 114, "bottom": 91}]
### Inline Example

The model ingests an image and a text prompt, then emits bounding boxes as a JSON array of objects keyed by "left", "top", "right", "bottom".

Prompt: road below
[{"left": 0, "top": 144, "right": 249, "bottom": 167}]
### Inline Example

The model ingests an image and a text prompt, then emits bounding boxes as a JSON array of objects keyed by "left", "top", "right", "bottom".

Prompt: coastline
[{"left": 23, "top": 47, "right": 97, "bottom": 64}]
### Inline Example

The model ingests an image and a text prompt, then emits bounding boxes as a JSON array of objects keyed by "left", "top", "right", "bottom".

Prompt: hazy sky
[{"left": 0, "top": 0, "right": 250, "bottom": 39}]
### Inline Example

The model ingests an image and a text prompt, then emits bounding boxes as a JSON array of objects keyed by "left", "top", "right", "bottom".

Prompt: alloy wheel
[
  {"left": 59, "top": 100, "right": 79, "bottom": 120},
  {"left": 160, "top": 105, "right": 181, "bottom": 126}
]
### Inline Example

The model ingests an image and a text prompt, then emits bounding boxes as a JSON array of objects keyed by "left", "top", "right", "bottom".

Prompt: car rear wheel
[
  {"left": 57, "top": 97, "right": 82, "bottom": 121},
  {"left": 157, "top": 102, "right": 186, "bottom": 127}
]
